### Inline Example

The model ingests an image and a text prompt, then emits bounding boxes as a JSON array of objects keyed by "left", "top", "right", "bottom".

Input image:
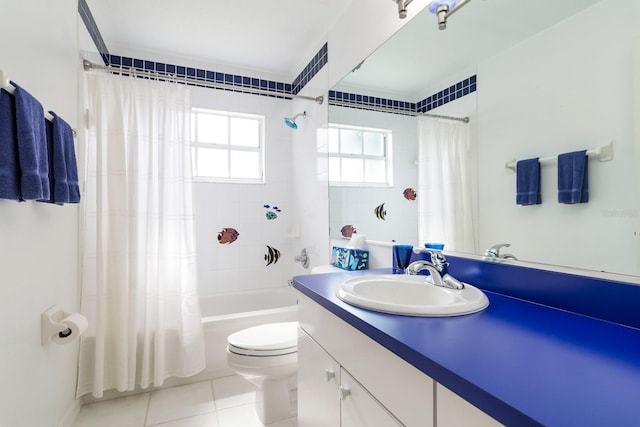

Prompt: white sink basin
[{"left": 336, "top": 274, "right": 489, "bottom": 317}]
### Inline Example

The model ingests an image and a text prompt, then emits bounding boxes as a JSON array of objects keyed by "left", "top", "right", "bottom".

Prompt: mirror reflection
[{"left": 329, "top": 0, "right": 640, "bottom": 277}]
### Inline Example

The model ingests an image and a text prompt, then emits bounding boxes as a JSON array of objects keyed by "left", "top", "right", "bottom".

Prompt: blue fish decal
[
  {"left": 266, "top": 211, "right": 278, "bottom": 220},
  {"left": 264, "top": 245, "right": 281, "bottom": 266},
  {"left": 263, "top": 204, "right": 270, "bottom": 208},
  {"left": 374, "top": 203, "right": 387, "bottom": 220}
]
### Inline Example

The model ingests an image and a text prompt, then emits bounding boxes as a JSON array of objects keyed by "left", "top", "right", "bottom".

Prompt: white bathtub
[{"left": 197, "top": 287, "right": 298, "bottom": 380}]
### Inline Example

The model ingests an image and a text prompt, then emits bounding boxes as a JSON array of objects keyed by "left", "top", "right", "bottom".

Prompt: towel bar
[
  {"left": 0, "top": 68, "right": 77, "bottom": 137},
  {"left": 505, "top": 141, "right": 613, "bottom": 172}
]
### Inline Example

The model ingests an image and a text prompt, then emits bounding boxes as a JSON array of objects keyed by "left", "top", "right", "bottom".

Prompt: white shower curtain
[
  {"left": 417, "top": 116, "right": 477, "bottom": 254},
  {"left": 77, "top": 72, "right": 204, "bottom": 398}
]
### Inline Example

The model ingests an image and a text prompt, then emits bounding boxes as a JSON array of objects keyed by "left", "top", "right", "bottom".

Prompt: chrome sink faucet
[
  {"left": 484, "top": 243, "right": 518, "bottom": 260},
  {"left": 406, "top": 249, "right": 464, "bottom": 290}
]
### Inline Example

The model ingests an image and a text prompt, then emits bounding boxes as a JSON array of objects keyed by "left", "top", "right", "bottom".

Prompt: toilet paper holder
[{"left": 41, "top": 305, "right": 75, "bottom": 346}]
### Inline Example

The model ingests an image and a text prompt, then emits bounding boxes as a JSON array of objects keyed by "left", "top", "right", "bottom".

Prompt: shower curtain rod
[
  {"left": 329, "top": 99, "right": 469, "bottom": 123},
  {"left": 82, "top": 60, "right": 324, "bottom": 105}
]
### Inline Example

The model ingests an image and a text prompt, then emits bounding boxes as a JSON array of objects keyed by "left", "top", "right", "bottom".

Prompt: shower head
[{"left": 284, "top": 111, "right": 306, "bottom": 129}]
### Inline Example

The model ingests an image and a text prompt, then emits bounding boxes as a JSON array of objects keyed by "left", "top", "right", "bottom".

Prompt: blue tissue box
[{"left": 331, "top": 246, "right": 369, "bottom": 271}]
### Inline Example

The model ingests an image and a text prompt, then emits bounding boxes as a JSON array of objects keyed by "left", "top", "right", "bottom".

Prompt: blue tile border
[
  {"left": 292, "top": 43, "right": 328, "bottom": 95},
  {"left": 329, "top": 75, "right": 477, "bottom": 116},
  {"left": 78, "top": 0, "right": 109, "bottom": 65}
]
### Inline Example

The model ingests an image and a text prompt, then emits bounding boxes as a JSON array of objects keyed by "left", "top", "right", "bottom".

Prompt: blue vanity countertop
[{"left": 293, "top": 269, "right": 640, "bottom": 427}]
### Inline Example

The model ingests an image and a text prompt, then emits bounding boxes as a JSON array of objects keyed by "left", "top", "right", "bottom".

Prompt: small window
[
  {"left": 328, "top": 124, "right": 392, "bottom": 187},
  {"left": 191, "top": 108, "right": 265, "bottom": 183}
]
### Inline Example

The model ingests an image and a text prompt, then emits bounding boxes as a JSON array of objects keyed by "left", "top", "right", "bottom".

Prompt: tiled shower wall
[{"left": 191, "top": 88, "right": 295, "bottom": 296}]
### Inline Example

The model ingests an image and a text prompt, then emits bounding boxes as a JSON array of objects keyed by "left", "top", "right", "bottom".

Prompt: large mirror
[{"left": 329, "top": 0, "right": 640, "bottom": 277}]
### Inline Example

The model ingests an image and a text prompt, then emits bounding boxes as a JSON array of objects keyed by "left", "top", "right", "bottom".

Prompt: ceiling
[{"left": 86, "top": 0, "right": 351, "bottom": 81}]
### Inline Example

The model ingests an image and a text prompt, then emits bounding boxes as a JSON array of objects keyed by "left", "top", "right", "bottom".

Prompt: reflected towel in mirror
[
  {"left": 516, "top": 158, "right": 541, "bottom": 206},
  {"left": 558, "top": 150, "right": 588, "bottom": 204}
]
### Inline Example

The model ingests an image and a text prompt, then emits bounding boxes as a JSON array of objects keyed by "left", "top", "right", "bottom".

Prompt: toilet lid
[{"left": 227, "top": 322, "right": 298, "bottom": 356}]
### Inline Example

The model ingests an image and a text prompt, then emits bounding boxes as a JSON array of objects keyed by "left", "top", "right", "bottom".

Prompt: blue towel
[
  {"left": 558, "top": 150, "right": 588, "bottom": 204},
  {"left": 11, "top": 81, "right": 50, "bottom": 200},
  {"left": 40, "top": 111, "right": 80, "bottom": 204},
  {"left": 0, "top": 89, "right": 21, "bottom": 200},
  {"left": 516, "top": 158, "right": 541, "bottom": 205}
]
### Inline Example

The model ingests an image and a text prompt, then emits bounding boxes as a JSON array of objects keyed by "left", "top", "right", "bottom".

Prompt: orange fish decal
[
  {"left": 403, "top": 188, "right": 417, "bottom": 201},
  {"left": 217, "top": 228, "right": 239, "bottom": 244}
]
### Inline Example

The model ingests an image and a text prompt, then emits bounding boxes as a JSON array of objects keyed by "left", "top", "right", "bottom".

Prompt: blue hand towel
[
  {"left": 516, "top": 158, "right": 541, "bottom": 205},
  {"left": 558, "top": 150, "right": 588, "bottom": 204},
  {"left": 41, "top": 111, "right": 80, "bottom": 204},
  {"left": 0, "top": 89, "right": 21, "bottom": 200},
  {"left": 11, "top": 81, "right": 50, "bottom": 200}
]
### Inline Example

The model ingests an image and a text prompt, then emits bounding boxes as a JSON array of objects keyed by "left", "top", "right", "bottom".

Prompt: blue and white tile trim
[
  {"left": 329, "top": 75, "right": 477, "bottom": 115},
  {"left": 78, "top": 0, "right": 109, "bottom": 65},
  {"left": 292, "top": 43, "right": 328, "bottom": 95},
  {"left": 107, "top": 54, "right": 293, "bottom": 99},
  {"left": 103, "top": 46, "right": 327, "bottom": 101},
  {"left": 417, "top": 75, "right": 477, "bottom": 113},
  {"left": 328, "top": 91, "right": 416, "bottom": 115}
]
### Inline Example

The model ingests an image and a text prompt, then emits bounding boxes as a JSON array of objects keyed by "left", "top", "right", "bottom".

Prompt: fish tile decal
[
  {"left": 403, "top": 188, "right": 417, "bottom": 201},
  {"left": 217, "top": 227, "right": 239, "bottom": 244},
  {"left": 341, "top": 224, "right": 357, "bottom": 238},
  {"left": 264, "top": 245, "right": 281, "bottom": 266},
  {"left": 374, "top": 203, "right": 387, "bottom": 220},
  {"left": 264, "top": 204, "right": 281, "bottom": 220}
]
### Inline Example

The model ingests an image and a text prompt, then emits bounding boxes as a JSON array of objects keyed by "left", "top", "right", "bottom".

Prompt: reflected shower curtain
[
  {"left": 77, "top": 72, "right": 204, "bottom": 398},
  {"left": 417, "top": 116, "right": 477, "bottom": 254}
]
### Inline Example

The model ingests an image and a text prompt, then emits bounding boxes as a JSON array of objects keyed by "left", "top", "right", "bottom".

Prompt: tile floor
[{"left": 73, "top": 375, "right": 297, "bottom": 427}]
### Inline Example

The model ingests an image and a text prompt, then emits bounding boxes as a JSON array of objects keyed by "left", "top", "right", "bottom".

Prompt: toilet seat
[{"left": 227, "top": 321, "right": 298, "bottom": 357}]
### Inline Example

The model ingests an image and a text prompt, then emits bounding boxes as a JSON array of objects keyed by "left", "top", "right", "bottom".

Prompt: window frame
[
  {"left": 191, "top": 108, "right": 266, "bottom": 184},
  {"left": 328, "top": 123, "right": 393, "bottom": 188}
]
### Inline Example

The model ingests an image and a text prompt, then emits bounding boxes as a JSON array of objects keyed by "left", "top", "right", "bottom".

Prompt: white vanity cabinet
[
  {"left": 436, "top": 383, "right": 503, "bottom": 427},
  {"left": 298, "top": 327, "right": 402, "bottom": 427},
  {"left": 340, "top": 368, "right": 403, "bottom": 426},
  {"left": 297, "top": 292, "right": 503, "bottom": 427},
  {"left": 297, "top": 293, "right": 434, "bottom": 427}
]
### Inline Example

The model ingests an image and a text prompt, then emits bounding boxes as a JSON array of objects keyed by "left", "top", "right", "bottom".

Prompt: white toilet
[{"left": 226, "top": 321, "right": 298, "bottom": 424}]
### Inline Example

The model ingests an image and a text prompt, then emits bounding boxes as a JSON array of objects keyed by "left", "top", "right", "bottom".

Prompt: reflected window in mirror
[{"left": 328, "top": 124, "right": 392, "bottom": 187}]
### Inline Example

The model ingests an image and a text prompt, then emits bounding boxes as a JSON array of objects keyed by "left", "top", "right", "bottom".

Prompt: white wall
[
  {"left": 476, "top": 0, "right": 640, "bottom": 274},
  {"left": 0, "top": 1, "right": 81, "bottom": 426},
  {"left": 328, "top": 107, "right": 418, "bottom": 245}
]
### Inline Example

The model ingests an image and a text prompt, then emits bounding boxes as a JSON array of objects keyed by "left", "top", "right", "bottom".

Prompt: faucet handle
[
  {"left": 413, "top": 248, "right": 447, "bottom": 270},
  {"left": 485, "top": 243, "right": 511, "bottom": 257}
]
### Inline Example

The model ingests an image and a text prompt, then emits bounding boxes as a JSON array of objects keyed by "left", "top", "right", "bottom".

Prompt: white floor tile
[
  {"left": 212, "top": 375, "right": 256, "bottom": 410},
  {"left": 216, "top": 403, "right": 263, "bottom": 427},
  {"left": 147, "top": 412, "right": 219, "bottom": 427},
  {"left": 73, "top": 393, "right": 149, "bottom": 427},
  {"left": 146, "top": 381, "right": 216, "bottom": 426},
  {"left": 268, "top": 419, "right": 297, "bottom": 427}
]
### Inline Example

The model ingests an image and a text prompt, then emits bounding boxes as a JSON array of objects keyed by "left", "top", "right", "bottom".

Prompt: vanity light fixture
[
  {"left": 392, "top": 0, "right": 473, "bottom": 30},
  {"left": 427, "top": 0, "right": 472, "bottom": 30},
  {"left": 393, "top": 0, "right": 412, "bottom": 19}
]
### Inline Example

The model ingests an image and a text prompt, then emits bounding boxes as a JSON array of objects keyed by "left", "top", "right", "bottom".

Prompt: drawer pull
[{"left": 338, "top": 386, "right": 351, "bottom": 400}]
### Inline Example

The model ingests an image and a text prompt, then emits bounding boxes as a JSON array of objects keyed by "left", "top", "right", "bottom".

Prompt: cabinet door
[
  {"left": 340, "top": 368, "right": 403, "bottom": 427},
  {"left": 436, "top": 383, "right": 503, "bottom": 427},
  {"left": 297, "top": 328, "right": 341, "bottom": 427}
]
